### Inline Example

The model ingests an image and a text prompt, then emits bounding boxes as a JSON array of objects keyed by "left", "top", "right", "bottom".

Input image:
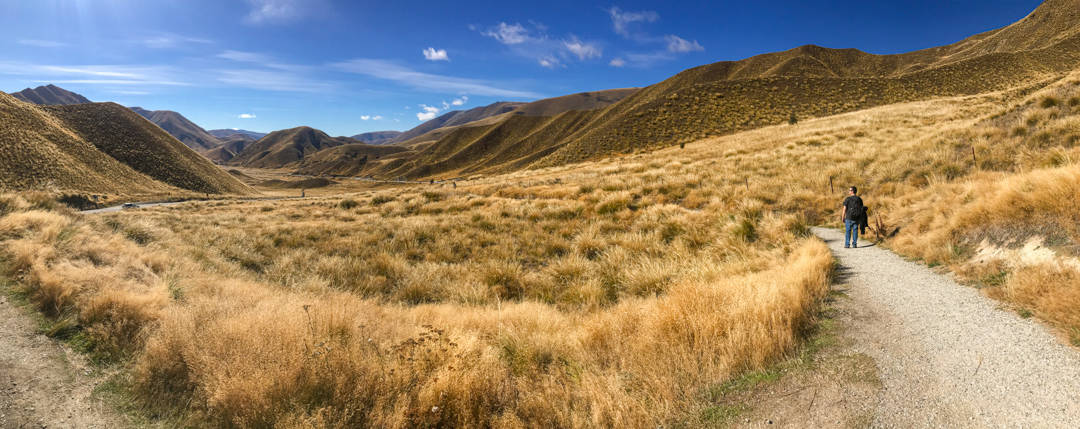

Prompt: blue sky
[{"left": 0, "top": 0, "right": 1043, "bottom": 136}]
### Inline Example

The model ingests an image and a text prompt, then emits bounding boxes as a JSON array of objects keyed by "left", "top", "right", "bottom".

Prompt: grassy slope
[
  {"left": 231, "top": 126, "right": 357, "bottom": 168},
  {"left": 130, "top": 107, "right": 222, "bottom": 152},
  {"left": 45, "top": 103, "right": 252, "bottom": 195},
  {"left": 0, "top": 92, "right": 174, "bottom": 195}
]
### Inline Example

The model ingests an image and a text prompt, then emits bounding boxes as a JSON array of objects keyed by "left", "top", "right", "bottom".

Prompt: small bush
[
  {"left": 338, "top": 199, "right": 359, "bottom": 210},
  {"left": 1069, "top": 96, "right": 1080, "bottom": 107},
  {"left": 1040, "top": 96, "right": 1060, "bottom": 108},
  {"left": 371, "top": 195, "right": 394, "bottom": 205}
]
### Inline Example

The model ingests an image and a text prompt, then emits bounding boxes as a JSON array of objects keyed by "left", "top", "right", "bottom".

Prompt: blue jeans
[{"left": 844, "top": 219, "right": 859, "bottom": 247}]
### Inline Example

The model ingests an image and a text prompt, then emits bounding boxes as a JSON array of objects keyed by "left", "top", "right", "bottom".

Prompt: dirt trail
[
  {"left": 812, "top": 227, "right": 1080, "bottom": 428},
  {"left": 0, "top": 295, "right": 127, "bottom": 429}
]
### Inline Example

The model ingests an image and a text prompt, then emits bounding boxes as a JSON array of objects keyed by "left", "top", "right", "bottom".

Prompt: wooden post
[
  {"left": 829, "top": 176, "right": 834, "bottom": 194},
  {"left": 744, "top": 177, "right": 749, "bottom": 191},
  {"left": 972, "top": 146, "right": 977, "bottom": 166}
]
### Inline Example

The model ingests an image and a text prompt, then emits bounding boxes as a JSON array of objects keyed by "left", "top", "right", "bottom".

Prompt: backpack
[{"left": 848, "top": 197, "right": 865, "bottom": 219}]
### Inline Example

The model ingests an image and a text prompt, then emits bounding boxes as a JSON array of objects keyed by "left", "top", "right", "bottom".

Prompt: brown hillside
[
  {"left": 294, "top": 144, "right": 411, "bottom": 176},
  {"left": 43, "top": 102, "right": 252, "bottom": 194},
  {"left": 350, "top": 0, "right": 1079, "bottom": 178},
  {"left": 130, "top": 107, "right": 221, "bottom": 151},
  {"left": 533, "top": 0, "right": 1080, "bottom": 168},
  {"left": 391, "top": 102, "right": 524, "bottom": 144},
  {"left": 205, "top": 134, "right": 257, "bottom": 164},
  {"left": 230, "top": 126, "right": 354, "bottom": 168},
  {"left": 0, "top": 92, "right": 170, "bottom": 194},
  {"left": 10, "top": 84, "right": 91, "bottom": 105}
]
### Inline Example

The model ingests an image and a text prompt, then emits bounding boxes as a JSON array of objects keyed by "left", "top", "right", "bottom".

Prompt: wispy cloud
[
  {"left": 142, "top": 34, "right": 213, "bottom": 49},
  {"left": 451, "top": 96, "right": 468, "bottom": 106},
  {"left": 607, "top": 7, "right": 658, "bottom": 39},
  {"left": 333, "top": 59, "right": 540, "bottom": 98},
  {"left": 604, "top": 7, "right": 704, "bottom": 67},
  {"left": 360, "top": 115, "right": 384, "bottom": 121},
  {"left": 217, "top": 50, "right": 272, "bottom": 63},
  {"left": 0, "top": 62, "right": 189, "bottom": 86},
  {"left": 563, "top": 37, "right": 602, "bottom": 60},
  {"left": 217, "top": 69, "right": 334, "bottom": 92},
  {"left": 17, "top": 39, "right": 68, "bottom": 48},
  {"left": 479, "top": 22, "right": 603, "bottom": 68},
  {"left": 484, "top": 22, "right": 531, "bottom": 45},
  {"left": 665, "top": 35, "right": 704, "bottom": 53},
  {"left": 238, "top": 113, "right": 257, "bottom": 119},
  {"left": 423, "top": 47, "right": 450, "bottom": 61},
  {"left": 244, "top": 0, "right": 326, "bottom": 24}
]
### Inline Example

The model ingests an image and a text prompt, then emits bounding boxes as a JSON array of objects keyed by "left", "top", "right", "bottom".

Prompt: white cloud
[
  {"left": 563, "top": 37, "right": 602, "bottom": 60},
  {"left": 238, "top": 113, "right": 256, "bottom": 119},
  {"left": 480, "top": 22, "right": 602, "bottom": 68},
  {"left": 609, "top": 58, "right": 626, "bottom": 67},
  {"left": 360, "top": 115, "right": 370, "bottom": 120},
  {"left": 451, "top": 96, "right": 468, "bottom": 106},
  {"left": 333, "top": 59, "right": 540, "bottom": 98},
  {"left": 143, "top": 34, "right": 213, "bottom": 49},
  {"left": 483, "top": 22, "right": 530, "bottom": 45},
  {"left": 423, "top": 47, "right": 449, "bottom": 61},
  {"left": 538, "top": 57, "right": 560, "bottom": 69},
  {"left": 217, "top": 50, "right": 272, "bottom": 63},
  {"left": 665, "top": 35, "right": 704, "bottom": 53},
  {"left": 17, "top": 39, "right": 68, "bottom": 48},
  {"left": 244, "top": 0, "right": 304, "bottom": 24},
  {"left": 417, "top": 104, "right": 441, "bottom": 121},
  {"left": 360, "top": 115, "right": 384, "bottom": 121},
  {"left": 608, "top": 7, "right": 659, "bottom": 38}
]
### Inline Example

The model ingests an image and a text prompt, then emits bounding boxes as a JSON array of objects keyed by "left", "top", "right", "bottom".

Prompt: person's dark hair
[{"left": 850, "top": 186, "right": 857, "bottom": 194}]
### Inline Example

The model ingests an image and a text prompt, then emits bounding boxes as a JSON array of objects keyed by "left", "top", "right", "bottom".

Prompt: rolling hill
[
  {"left": 229, "top": 126, "right": 359, "bottom": 168},
  {"left": 0, "top": 92, "right": 251, "bottom": 195},
  {"left": 390, "top": 102, "right": 524, "bottom": 144},
  {"left": 10, "top": 84, "right": 91, "bottom": 105},
  {"left": 130, "top": 107, "right": 221, "bottom": 151},
  {"left": 204, "top": 134, "right": 257, "bottom": 164},
  {"left": 350, "top": 130, "right": 402, "bottom": 145}
]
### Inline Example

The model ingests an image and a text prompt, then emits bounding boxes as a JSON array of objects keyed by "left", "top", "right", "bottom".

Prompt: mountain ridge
[{"left": 10, "top": 84, "right": 91, "bottom": 105}]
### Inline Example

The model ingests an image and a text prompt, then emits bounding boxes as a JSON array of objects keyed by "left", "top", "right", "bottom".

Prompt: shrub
[
  {"left": 1040, "top": 96, "right": 1060, "bottom": 108},
  {"left": 371, "top": 195, "right": 394, "bottom": 205},
  {"left": 338, "top": 199, "right": 359, "bottom": 209},
  {"left": 1069, "top": 96, "right": 1080, "bottom": 107}
]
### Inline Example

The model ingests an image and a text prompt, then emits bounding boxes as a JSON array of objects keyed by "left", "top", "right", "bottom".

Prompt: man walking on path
[{"left": 841, "top": 186, "right": 864, "bottom": 248}]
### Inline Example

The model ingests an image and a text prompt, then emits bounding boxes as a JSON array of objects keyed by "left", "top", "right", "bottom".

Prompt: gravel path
[
  {"left": 813, "top": 227, "right": 1080, "bottom": 428},
  {"left": 0, "top": 295, "right": 126, "bottom": 429}
]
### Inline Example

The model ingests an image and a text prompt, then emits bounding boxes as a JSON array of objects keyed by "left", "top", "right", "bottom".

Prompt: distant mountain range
[
  {"left": 10, "top": 84, "right": 91, "bottom": 105},
  {"left": 209, "top": 129, "right": 267, "bottom": 141},
  {"left": 350, "top": 131, "right": 402, "bottom": 145},
  {"left": 129, "top": 107, "right": 222, "bottom": 152}
]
